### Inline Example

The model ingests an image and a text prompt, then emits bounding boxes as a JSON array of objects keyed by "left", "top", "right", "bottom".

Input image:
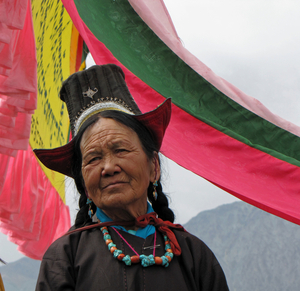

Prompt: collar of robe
[{"left": 65, "top": 212, "right": 185, "bottom": 256}]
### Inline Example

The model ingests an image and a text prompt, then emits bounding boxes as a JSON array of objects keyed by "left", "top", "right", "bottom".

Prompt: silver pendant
[{"left": 143, "top": 244, "right": 161, "bottom": 250}]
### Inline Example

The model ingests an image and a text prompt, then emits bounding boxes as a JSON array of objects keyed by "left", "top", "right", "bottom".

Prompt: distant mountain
[
  {"left": 184, "top": 201, "right": 300, "bottom": 291},
  {"left": 0, "top": 257, "right": 40, "bottom": 291},
  {"left": 1, "top": 201, "right": 300, "bottom": 291}
]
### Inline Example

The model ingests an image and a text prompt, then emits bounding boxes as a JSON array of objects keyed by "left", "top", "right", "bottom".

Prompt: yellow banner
[{"left": 30, "top": 0, "right": 73, "bottom": 201}]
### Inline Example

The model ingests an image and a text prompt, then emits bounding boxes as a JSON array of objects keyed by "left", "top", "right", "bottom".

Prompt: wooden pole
[{"left": 0, "top": 273, "right": 5, "bottom": 291}]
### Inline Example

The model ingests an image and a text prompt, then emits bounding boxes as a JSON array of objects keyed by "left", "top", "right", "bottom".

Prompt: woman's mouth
[{"left": 102, "top": 181, "right": 127, "bottom": 190}]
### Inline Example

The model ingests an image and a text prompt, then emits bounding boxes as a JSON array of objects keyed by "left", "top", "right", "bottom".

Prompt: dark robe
[{"left": 35, "top": 227, "right": 229, "bottom": 290}]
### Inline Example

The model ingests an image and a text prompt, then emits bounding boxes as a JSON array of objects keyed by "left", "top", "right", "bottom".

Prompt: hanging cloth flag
[
  {"left": 62, "top": 0, "right": 300, "bottom": 225},
  {"left": 0, "top": 0, "right": 84, "bottom": 260}
]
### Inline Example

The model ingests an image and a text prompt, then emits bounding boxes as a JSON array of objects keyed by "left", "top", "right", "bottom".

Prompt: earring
[
  {"left": 86, "top": 198, "right": 94, "bottom": 218},
  {"left": 153, "top": 181, "right": 158, "bottom": 201}
]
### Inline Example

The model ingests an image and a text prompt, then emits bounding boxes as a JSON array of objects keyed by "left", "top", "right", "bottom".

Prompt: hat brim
[{"left": 33, "top": 98, "right": 171, "bottom": 178}]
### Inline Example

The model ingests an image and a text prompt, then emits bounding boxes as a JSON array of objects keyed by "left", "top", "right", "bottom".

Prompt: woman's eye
[
  {"left": 116, "top": 148, "right": 127, "bottom": 153},
  {"left": 88, "top": 157, "right": 100, "bottom": 164}
]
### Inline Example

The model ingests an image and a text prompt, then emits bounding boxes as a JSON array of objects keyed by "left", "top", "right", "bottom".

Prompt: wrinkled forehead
[{"left": 80, "top": 117, "right": 138, "bottom": 150}]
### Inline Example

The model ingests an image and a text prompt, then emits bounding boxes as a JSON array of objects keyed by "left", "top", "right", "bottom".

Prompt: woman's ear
[{"left": 150, "top": 152, "right": 161, "bottom": 182}]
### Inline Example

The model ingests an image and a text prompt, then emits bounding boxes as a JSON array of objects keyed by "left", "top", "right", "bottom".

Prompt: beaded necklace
[{"left": 100, "top": 225, "right": 174, "bottom": 267}]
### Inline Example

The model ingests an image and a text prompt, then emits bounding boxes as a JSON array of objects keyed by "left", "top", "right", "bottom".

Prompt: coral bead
[
  {"left": 165, "top": 240, "right": 170, "bottom": 245},
  {"left": 130, "top": 255, "right": 140, "bottom": 264},
  {"left": 154, "top": 257, "right": 163, "bottom": 265},
  {"left": 105, "top": 239, "right": 113, "bottom": 245},
  {"left": 117, "top": 254, "right": 125, "bottom": 261},
  {"left": 166, "top": 248, "right": 172, "bottom": 253},
  {"left": 110, "top": 247, "right": 117, "bottom": 253}
]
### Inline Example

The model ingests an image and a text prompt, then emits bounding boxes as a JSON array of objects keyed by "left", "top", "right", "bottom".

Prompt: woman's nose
[{"left": 101, "top": 158, "right": 121, "bottom": 177}]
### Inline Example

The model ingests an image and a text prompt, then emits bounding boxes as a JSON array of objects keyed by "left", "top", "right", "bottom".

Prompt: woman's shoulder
[
  {"left": 173, "top": 229, "right": 220, "bottom": 263},
  {"left": 42, "top": 223, "right": 99, "bottom": 260},
  {"left": 173, "top": 228, "right": 207, "bottom": 246}
]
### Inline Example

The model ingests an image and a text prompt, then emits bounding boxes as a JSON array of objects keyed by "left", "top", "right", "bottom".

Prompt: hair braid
[
  {"left": 148, "top": 180, "right": 175, "bottom": 223},
  {"left": 74, "top": 191, "right": 97, "bottom": 227}
]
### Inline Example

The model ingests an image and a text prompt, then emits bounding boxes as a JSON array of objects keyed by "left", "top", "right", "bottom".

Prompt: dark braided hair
[
  {"left": 147, "top": 179, "right": 174, "bottom": 222},
  {"left": 72, "top": 110, "right": 174, "bottom": 228}
]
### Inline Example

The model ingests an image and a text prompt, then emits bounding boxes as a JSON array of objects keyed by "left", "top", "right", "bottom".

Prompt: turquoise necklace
[{"left": 100, "top": 225, "right": 174, "bottom": 267}]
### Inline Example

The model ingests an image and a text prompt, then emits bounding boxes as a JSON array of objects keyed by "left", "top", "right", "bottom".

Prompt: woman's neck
[{"left": 100, "top": 203, "right": 148, "bottom": 229}]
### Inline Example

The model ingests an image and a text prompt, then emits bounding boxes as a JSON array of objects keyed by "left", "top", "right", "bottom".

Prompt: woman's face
[{"left": 80, "top": 117, "right": 158, "bottom": 219}]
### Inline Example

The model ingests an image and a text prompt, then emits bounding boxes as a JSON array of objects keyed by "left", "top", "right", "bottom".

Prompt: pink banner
[{"left": 0, "top": 0, "right": 71, "bottom": 260}]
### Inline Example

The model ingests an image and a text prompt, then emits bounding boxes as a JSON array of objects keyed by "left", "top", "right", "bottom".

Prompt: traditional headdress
[{"left": 34, "top": 64, "right": 171, "bottom": 178}]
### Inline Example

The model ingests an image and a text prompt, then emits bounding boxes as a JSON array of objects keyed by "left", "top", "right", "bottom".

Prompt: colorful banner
[{"left": 0, "top": 0, "right": 83, "bottom": 260}]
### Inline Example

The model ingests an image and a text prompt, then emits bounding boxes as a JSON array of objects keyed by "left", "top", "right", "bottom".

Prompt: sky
[{"left": 1, "top": 0, "right": 300, "bottom": 263}]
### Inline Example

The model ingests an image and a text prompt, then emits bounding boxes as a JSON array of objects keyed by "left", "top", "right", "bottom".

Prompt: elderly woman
[{"left": 34, "top": 64, "right": 229, "bottom": 291}]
